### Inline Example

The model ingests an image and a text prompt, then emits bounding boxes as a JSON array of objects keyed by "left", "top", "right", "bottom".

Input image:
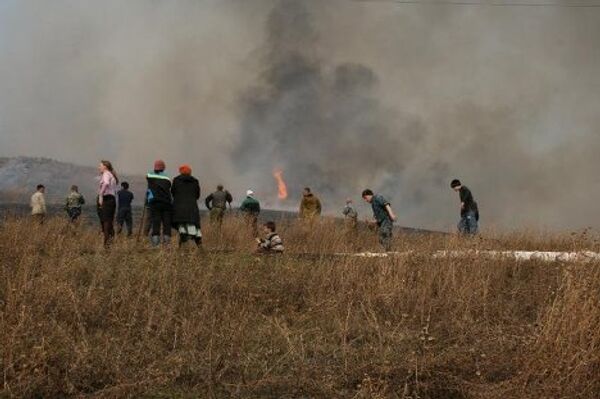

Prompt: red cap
[{"left": 179, "top": 164, "right": 192, "bottom": 176}]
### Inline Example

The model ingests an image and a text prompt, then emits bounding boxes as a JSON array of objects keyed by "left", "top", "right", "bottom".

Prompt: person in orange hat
[{"left": 171, "top": 164, "right": 202, "bottom": 248}]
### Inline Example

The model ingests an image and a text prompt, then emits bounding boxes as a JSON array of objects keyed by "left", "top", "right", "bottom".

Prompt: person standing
[
  {"left": 116, "top": 181, "right": 134, "bottom": 236},
  {"left": 30, "top": 184, "right": 47, "bottom": 225},
  {"left": 362, "top": 189, "right": 396, "bottom": 252},
  {"left": 451, "top": 179, "right": 479, "bottom": 235},
  {"left": 299, "top": 187, "right": 322, "bottom": 222},
  {"left": 205, "top": 185, "right": 233, "bottom": 227},
  {"left": 146, "top": 160, "right": 173, "bottom": 246},
  {"left": 342, "top": 198, "right": 358, "bottom": 231},
  {"left": 171, "top": 165, "right": 202, "bottom": 248},
  {"left": 98, "top": 160, "right": 118, "bottom": 247},
  {"left": 65, "top": 185, "right": 85, "bottom": 223},
  {"left": 240, "top": 189, "right": 261, "bottom": 236}
]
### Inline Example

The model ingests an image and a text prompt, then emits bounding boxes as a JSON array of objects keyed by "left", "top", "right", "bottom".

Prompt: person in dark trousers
[
  {"left": 255, "top": 221, "right": 284, "bottom": 254},
  {"left": 240, "top": 189, "right": 261, "bottom": 236},
  {"left": 451, "top": 179, "right": 479, "bottom": 235},
  {"left": 362, "top": 189, "right": 397, "bottom": 252},
  {"left": 205, "top": 185, "right": 233, "bottom": 227},
  {"left": 98, "top": 160, "right": 119, "bottom": 248},
  {"left": 146, "top": 160, "right": 173, "bottom": 246},
  {"left": 116, "top": 181, "right": 134, "bottom": 236},
  {"left": 171, "top": 164, "right": 202, "bottom": 248},
  {"left": 65, "top": 185, "right": 85, "bottom": 223}
]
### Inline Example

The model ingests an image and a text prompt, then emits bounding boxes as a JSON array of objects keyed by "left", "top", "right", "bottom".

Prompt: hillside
[{"left": 0, "top": 157, "right": 146, "bottom": 204}]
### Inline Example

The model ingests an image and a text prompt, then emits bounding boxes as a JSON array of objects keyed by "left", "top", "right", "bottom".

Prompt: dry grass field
[{"left": 1, "top": 216, "right": 599, "bottom": 398}]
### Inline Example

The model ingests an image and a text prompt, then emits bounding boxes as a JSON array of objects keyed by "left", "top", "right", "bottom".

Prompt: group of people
[{"left": 29, "top": 158, "right": 479, "bottom": 253}]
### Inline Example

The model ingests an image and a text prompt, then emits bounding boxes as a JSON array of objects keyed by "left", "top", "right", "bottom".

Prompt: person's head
[
  {"left": 346, "top": 198, "right": 353, "bottom": 205},
  {"left": 70, "top": 185, "right": 78, "bottom": 192},
  {"left": 36, "top": 184, "right": 45, "bottom": 193},
  {"left": 217, "top": 184, "right": 224, "bottom": 191},
  {"left": 99, "top": 160, "right": 118, "bottom": 182},
  {"left": 362, "top": 189, "right": 374, "bottom": 203},
  {"left": 121, "top": 182, "right": 129, "bottom": 190},
  {"left": 246, "top": 189, "right": 254, "bottom": 197},
  {"left": 99, "top": 160, "right": 113, "bottom": 173},
  {"left": 154, "top": 159, "right": 166, "bottom": 173},
  {"left": 451, "top": 179, "right": 462, "bottom": 192},
  {"left": 179, "top": 164, "right": 192, "bottom": 176},
  {"left": 263, "top": 221, "right": 276, "bottom": 233},
  {"left": 303, "top": 187, "right": 311, "bottom": 196}
]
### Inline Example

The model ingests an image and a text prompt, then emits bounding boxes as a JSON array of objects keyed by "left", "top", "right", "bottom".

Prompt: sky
[{"left": 0, "top": 0, "right": 598, "bottom": 230}]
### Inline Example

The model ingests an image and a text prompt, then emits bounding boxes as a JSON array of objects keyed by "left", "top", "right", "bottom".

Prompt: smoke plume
[{"left": 1, "top": 0, "right": 599, "bottom": 230}]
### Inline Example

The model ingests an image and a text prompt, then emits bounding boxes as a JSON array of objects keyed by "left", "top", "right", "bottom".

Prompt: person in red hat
[
  {"left": 146, "top": 160, "right": 172, "bottom": 246},
  {"left": 171, "top": 164, "right": 202, "bottom": 248}
]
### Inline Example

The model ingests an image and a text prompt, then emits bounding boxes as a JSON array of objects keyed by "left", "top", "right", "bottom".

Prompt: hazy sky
[{"left": 0, "top": 0, "right": 598, "bottom": 230}]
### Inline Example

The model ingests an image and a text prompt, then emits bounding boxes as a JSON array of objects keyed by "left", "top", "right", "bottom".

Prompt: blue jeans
[{"left": 458, "top": 210, "right": 478, "bottom": 235}]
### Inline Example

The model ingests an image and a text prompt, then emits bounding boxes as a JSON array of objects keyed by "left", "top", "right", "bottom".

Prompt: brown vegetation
[{"left": 1, "top": 217, "right": 599, "bottom": 398}]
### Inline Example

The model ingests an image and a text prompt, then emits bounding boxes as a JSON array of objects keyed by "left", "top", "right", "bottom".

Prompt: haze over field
[{"left": 1, "top": 0, "right": 599, "bottom": 230}]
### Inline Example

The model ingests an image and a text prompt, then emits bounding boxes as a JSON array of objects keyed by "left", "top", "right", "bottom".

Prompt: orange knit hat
[{"left": 179, "top": 164, "right": 192, "bottom": 175}]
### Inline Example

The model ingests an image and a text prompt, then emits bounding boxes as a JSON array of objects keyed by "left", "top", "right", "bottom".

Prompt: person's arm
[
  {"left": 385, "top": 204, "right": 396, "bottom": 222},
  {"left": 299, "top": 199, "right": 305, "bottom": 218},
  {"left": 240, "top": 199, "right": 247, "bottom": 211},
  {"left": 316, "top": 198, "right": 322, "bottom": 214},
  {"left": 205, "top": 194, "right": 213, "bottom": 210},
  {"left": 80, "top": 195, "right": 86, "bottom": 206},
  {"left": 98, "top": 173, "right": 109, "bottom": 205}
]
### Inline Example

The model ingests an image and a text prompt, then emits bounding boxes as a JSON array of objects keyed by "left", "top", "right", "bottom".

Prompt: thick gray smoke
[
  {"left": 234, "top": 0, "right": 600, "bottom": 230},
  {"left": 1, "top": 0, "right": 599, "bottom": 230}
]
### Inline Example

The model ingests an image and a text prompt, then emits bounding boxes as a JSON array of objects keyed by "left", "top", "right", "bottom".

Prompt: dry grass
[{"left": 1, "top": 216, "right": 599, "bottom": 398}]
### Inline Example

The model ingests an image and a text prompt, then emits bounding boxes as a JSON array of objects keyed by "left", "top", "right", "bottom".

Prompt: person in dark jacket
[
  {"left": 116, "top": 181, "right": 134, "bottom": 236},
  {"left": 240, "top": 189, "right": 261, "bottom": 236},
  {"left": 205, "top": 185, "right": 233, "bottom": 227},
  {"left": 171, "top": 165, "right": 202, "bottom": 248},
  {"left": 146, "top": 160, "right": 172, "bottom": 246},
  {"left": 362, "top": 189, "right": 396, "bottom": 252},
  {"left": 451, "top": 179, "right": 479, "bottom": 235}
]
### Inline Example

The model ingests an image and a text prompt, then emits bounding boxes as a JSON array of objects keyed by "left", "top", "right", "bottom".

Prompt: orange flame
[{"left": 273, "top": 169, "right": 288, "bottom": 200}]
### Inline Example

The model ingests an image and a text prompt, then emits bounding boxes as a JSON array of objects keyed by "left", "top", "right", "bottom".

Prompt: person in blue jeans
[
  {"left": 451, "top": 179, "right": 479, "bottom": 235},
  {"left": 362, "top": 189, "right": 397, "bottom": 252}
]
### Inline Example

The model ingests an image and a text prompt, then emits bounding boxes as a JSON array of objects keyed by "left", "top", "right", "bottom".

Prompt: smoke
[
  {"left": 1, "top": 0, "right": 599, "bottom": 230},
  {"left": 234, "top": 0, "right": 600, "bottom": 230}
]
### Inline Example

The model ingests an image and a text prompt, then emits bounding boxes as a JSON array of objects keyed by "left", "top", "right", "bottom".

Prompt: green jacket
[{"left": 240, "top": 196, "right": 260, "bottom": 215}]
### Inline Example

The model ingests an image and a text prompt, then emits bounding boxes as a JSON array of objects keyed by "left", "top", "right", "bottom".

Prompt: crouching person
[{"left": 255, "top": 221, "right": 284, "bottom": 254}]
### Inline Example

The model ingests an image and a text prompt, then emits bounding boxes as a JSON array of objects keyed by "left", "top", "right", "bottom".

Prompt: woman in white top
[{"left": 98, "top": 160, "right": 118, "bottom": 247}]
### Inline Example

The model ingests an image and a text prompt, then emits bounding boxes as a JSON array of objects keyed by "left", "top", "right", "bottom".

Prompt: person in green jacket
[{"left": 240, "top": 189, "right": 261, "bottom": 236}]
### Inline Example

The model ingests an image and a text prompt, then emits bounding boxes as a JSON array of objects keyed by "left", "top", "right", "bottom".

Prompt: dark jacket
[
  {"left": 205, "top": 190, "right": 232, "bottom": 210},
  {"left": 146, "top": 171, "right": 172, "bottom": 206},
  {"left": 459, "top": 186, "right": 479, "bottom": 220},
  {"left": 171, "top": 174, "right": 201, "bottom": 226},
  {"left": 240, "top": 196, "right": 261, "bottom": 215}
]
